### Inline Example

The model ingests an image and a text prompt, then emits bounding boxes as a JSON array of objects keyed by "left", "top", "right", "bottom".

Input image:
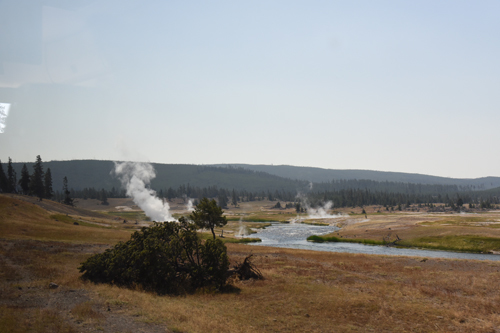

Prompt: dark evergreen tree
[
  {"left": 63, "top": 176, "right": 73, "bottom": 206},
  {"left": 7, "top": 158, "right": 16, "bottom": 193},
  {"left": 30, "top": 155, "right": 45, "bottom": 200},
  {"left": 0, "top": 160, "right": 7, "bottom": 192},
  {"left": 295, "top": 202, "right": 301, "bottom": 213},
  {"left": 217, "top": 193, "right": 228, "bottom": 209},
  {"left": 231, "top": 189, "right": 238, "bottom": 207},
  {"left": 100, "top": 188, "right": 109, "bottom": 205},
  {"left": 44, "top": 168, "right": 53, "bottom": 199},
  {"left": 18, "top": 164, "right": 30, "bottom": 195}
]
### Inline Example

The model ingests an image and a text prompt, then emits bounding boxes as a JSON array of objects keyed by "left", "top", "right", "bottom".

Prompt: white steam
[
  {"left": 236, "top": 218, "right": 249, "bottom": 237},
  {"left": 294, "top": 191, "right": 346, "bottom": 222},
  {"left": 0, "top": 103, "right": 11, "bottom": 133},
  {"left": 186, "top": 198, "right": 195, "bottom": 212},
  {"left": 113, "top": 161, "right": 175, "bottom": 222},
  {"left": 306, "top": 201, "right": 344, "bottom": 219}
]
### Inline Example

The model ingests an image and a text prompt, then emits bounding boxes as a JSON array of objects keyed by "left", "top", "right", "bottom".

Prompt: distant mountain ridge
[
  {"left": 7, "top": 159, "right": 500, "bottom": 193},
  {"left": 213, "top": 164, "right": 500, "bottom": 190},
  {"left": 9, "top": 160, "right": 307, "bottom": 192}
]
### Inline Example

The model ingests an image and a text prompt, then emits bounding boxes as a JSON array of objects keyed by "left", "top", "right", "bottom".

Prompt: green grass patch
[
  {"left": 308, "top": 234, "right": 500, "bottom": 253},
  {"left": 49, "top": 214, "right": 109, "bottom": 229},
  {"left": 105, "top": 211, "right": 150, "bottom": 221},
  {"left": 301, "top": 221, "right": 330, "bottom": 226},
  {"left": 399, "top": 235, "right": 500, "bottom": 253},
  {"left": 49, "top": 214, "right": 77, "bottom": 224},
  {"left": 307, "top": 235, "right": 385, "bottom": 246},
  {"left": 227, "top": 213, "right": 299, "bottom": 223}
]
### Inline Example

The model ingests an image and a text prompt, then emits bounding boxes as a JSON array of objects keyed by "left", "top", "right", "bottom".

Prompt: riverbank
[
  {"left": 309, "top": 210, "right": 500, "bottom": 254},
  {"left": 307, "top": 234, "right": 500, "bottom": 253}
]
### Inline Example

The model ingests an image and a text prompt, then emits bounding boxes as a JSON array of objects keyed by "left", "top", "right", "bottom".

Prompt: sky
[{"left": 0, "top": 0, "right": 499, "bottom": 179}]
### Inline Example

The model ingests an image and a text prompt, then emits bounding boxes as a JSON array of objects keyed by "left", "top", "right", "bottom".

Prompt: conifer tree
[
  {"left": 30, "top": 155, "right": 45, "bottom": 200},
  {"left": 100, "top": 188, "right": 108, "bottom": 205},
  {"left": 63, "top": 176, "right": 73, "bottom": 206},
  {"left": 0, "top": 160, "right": 7, "bottom": 192},
  {"left": 217, "top": 193, "right": 228, "bottom": 209},
  {"left": 18, "top": 164, "right": 30, "bottom": 195},
  {"left": 231, "top": 189, "right": 238, "bottom": 207},
  {"left": 44, "top": 168, "right": 53, "bottom": 199},
  {"left": 7, "top": 158, "right": 16, "bottom": 193}
]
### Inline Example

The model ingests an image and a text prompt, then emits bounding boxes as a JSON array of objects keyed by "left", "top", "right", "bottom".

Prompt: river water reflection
[{"left": 249, "top": 222, "right": 500, "bottom": 261}]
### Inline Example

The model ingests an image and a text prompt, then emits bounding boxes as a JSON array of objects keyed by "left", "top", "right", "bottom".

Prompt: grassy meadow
[
  {"left": 2, "top": 194, "right": 500, "bottom": 332},
  {"left": 311, "top": 208, "right": 500, "bottom": 254}
]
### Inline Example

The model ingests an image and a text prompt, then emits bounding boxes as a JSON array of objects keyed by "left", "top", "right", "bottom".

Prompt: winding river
[{"left": 248, "top": 222, "right": 500, "bottom": 261}]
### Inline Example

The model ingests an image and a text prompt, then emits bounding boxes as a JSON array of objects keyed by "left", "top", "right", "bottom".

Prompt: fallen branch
[{"left": 228, "top": 254, "right": 264, "bottom": 280}]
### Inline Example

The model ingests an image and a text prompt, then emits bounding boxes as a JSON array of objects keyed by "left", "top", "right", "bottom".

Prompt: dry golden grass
[
  {"left": 3, "top": 194, "right": 500, "bottom": 332},
  {"left": 84, "top": 244, "right": 500, "bottom": 332},
  {"left": 0, "top": 195, "right": 134, "bottom": 244},
  {"left": 0, "top": 306, "right": 76, "bottom": 333},
  {"left": 71, "top": 301, "right": 105, "bottom": 322},
  {"left": 325, "top": 209, "right": 500, "bottom": 252}
]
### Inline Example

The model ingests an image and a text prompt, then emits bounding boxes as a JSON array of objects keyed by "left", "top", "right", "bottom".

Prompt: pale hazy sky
[{"left": 1, "top": 0, "right": 499, "bottom": 178}]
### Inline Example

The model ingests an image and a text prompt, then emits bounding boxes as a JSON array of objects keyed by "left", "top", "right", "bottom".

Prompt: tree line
[
  {"left": 306, "top": 188, "right": 499, "bottom": 210},
  {"left": 4, "top": 156, "right": 498, "bottom": 210},
  {"left": 66, "top": 180, "right": 500, "bottom": 210},
  {"left": 155, "top": 182, "right": 499, "bottom": 209},
  {"left": 0, "top": 156, "right": 73, "bottom": 205}
]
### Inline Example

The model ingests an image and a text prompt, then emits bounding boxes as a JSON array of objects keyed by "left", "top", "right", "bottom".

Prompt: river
[{"left": 248, "top": 222, "right": 500, "bottom": 261}]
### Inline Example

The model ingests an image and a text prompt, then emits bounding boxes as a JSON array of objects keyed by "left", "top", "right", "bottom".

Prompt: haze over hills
[
  {"left": 215, "top": 164, "right": 500, "bottom": 190},
  {"left": 9, "top": 160, "right": 307, "bottom": 193},
  {"left": 8, "top": 159, "right": 500, "bottom": 193}
]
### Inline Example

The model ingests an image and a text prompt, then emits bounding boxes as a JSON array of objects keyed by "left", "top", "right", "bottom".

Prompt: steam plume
[
  {"left": 0, "top": 103, "right": 11, "bottom": 133},
  {"left": 307, "top": 201, "right": 333, "bottom": 218},
  {"left": 236, "top": 218, "right": 249, "bottom": 237},
  {"left": 186, "top": 198, "right": 195, "bottom": 212},
  {"left": 295, "top": 191, "right": 346, "bottom": 221},
  {"left": 113, "top": 161, "right": 175, "bottom": 222}
]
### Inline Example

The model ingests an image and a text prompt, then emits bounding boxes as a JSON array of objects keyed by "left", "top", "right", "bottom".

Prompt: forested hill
[
  {"left": 7, "top": 159, "right": 500, "bottom": 194},
  {"left": 9, "top": 160, "right": 308, "bottom": 193},
  {"left": 215, "top": 164, "right": 500, "bottom": 190}
]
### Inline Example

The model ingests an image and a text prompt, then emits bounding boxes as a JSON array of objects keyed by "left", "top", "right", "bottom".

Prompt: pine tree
[
  {"left": 30, "top": 155, "right": 45, "bottom": 200},
  {"left": 0, "top": 160, "right": 7, "bottom": 192},
  {"left": 63, "top": 176, "right": 73, "bottom": 206},
  {"left": 7, "top": 158, "right": 16, "bottom": 193},
  {"left": 100, "top": 188, "right": 108, "bottom": 205},
  {"left": 18, "top": 164, "right": 30, "bottom": 195},
  {"left": 44, "top": 168, "right": 53, "bottom": 199},
  {"left": 217, "top": 194, "right": 228, "bottom": 209},
  {"left": 231, "top": 189, "right": 238, "bottom": 207}
]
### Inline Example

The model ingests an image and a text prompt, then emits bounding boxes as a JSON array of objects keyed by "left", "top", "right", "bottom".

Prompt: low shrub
[{"left": 78, "top": 217, "right": 230, "bottom": 294}]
